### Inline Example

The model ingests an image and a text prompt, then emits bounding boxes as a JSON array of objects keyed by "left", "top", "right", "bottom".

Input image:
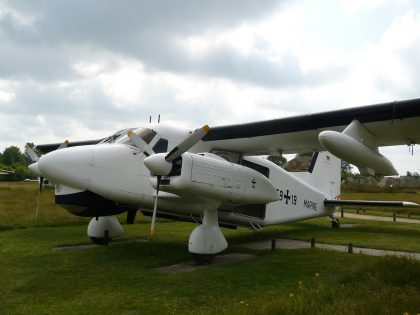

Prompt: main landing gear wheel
[
  {"left": 331, "top": 218, "right": 340, "bottom": 228},
  {"left": 193, "top": 254, "right": 215, "bottom": 265}
]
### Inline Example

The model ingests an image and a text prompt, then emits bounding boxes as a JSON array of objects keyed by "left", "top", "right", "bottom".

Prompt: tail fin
[{"left": 291, "top": 152, "right": 341, "bottom": 198}]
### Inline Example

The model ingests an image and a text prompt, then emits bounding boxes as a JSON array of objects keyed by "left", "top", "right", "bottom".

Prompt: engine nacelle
[{"left": 151, "top": 152, "right": 279, "bottom": 204}]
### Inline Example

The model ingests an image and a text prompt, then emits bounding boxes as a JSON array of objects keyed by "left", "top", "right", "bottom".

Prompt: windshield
[
  {"left": 100, "top": 128, "right": 133, "bottom": 144},
  {"left": 107, "top": 127, "right": 157, "bottom": 146}
]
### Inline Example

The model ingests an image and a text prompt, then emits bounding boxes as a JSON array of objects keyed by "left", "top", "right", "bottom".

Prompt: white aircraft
[{"left": 26, "top": 99, "right": 420, "bottom": 264}]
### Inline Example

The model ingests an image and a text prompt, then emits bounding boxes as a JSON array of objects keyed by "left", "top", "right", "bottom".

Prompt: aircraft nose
[
  {"left": 38, "top": 146, "right": 94, "bottom": 190},
  {"left": 28, "top": 162, "right": 42, "bottom": 176}
]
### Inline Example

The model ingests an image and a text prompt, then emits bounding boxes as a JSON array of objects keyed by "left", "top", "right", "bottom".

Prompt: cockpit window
[
  {"left": 101, "top": 128, "right": 133, "bottom": 144},
  {"left": 101, "top": 127, "right": 157, "bottom": 146},
  {"left": 137, "top": 128, "right": 157, "bottom": 144},
  {"left": 152, "top": 138, "right": 168, "bottom": 153}
]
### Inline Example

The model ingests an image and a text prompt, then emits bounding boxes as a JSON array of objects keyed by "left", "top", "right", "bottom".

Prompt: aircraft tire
[
  {"left": 193, "top": 254, "right": 215, "bottom": 265},
  {"left": 90, "top": 237, "right": 112, "bottom": 245}
]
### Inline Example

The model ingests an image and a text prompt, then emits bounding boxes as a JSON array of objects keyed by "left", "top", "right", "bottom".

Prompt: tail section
[{"left": 291, "top": 152, "right": 341, "bottom": 199}]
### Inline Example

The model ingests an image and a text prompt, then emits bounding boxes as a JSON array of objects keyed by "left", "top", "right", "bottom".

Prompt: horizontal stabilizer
[{"left": 324, "top": 200, "right": 419, "bottom": 208}]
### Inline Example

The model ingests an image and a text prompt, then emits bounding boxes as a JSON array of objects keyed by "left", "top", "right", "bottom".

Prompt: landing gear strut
[
  {"left": 331, "top": 217, "right": 340, "bottom": 228},
  {"left": 188, "top": 209, "right": 227, "bottom": 265}
]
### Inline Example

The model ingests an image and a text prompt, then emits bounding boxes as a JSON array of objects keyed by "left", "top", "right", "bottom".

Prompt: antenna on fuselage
[
  {"left": 158, "top": 114, "right": 160, "bottom": 123},
  {"left": 149, "top": 116, "right": 151, "bottom": 124}
]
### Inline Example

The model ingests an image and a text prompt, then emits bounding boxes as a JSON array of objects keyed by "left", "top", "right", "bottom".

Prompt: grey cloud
[
  {"left": 1, "top": 0, "right": 302, "bottom": 87},
  {"left": 0, "top": 78, "right": 220, "bottom": 133},
  {"left": 2, "top": 0, "right": 345, "bottom": 89},
  {"left": 0, "top": 41, "right": 77, "bottom": 81},
  {"left": 140, "top": 44, "right": 347, "bottom": 88},
  {"left": 4, "top": 0, "right": 284, "bottom": 48}
]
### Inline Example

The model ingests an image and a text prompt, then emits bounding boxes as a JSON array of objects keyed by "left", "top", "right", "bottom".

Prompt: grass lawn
[
  {"left": 341, "top": 191, "right": 420, "bottom": 220},
  {"left": 1, "top": 182, "right": 420, "bottom": 314}
]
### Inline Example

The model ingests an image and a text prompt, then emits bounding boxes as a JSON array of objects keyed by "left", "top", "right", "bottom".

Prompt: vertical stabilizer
[{"left": 291, "top": 152, "right": 341, "bottom": 199}]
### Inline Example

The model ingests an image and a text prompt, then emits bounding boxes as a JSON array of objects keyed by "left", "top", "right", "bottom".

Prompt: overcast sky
[{"left": 0, "top": 0, "right": 419, "bottom": 174}]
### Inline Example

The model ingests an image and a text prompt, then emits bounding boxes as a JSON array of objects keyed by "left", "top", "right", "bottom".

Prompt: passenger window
[
  {"left": 152, "top": 138, "right": 169, "bottom": 153},
  {"left": 241, "top": 159, "right": 270, "bottom": 178}
]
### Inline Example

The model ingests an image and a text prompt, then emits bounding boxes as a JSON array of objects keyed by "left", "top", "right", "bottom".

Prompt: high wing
[{"left": 201, "top": 98, "right": 420, "bottom": 155}]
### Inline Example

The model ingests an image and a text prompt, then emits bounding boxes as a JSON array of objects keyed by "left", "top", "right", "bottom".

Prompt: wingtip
[
  {"left": 127, "top": 130, "right": 133, "bottom": 137},
  {"left": 202, "top": 125, "right": 210, "bottom": 133}
]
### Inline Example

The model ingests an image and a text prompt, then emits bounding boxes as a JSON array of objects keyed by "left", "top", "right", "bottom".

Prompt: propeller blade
[
  {"left": 25, "top": 145, "right": 40, "bottom": 162},
  {"left": 35, "top": 176, "right": 44, "bottom": 219},
  {"left": 126, "top": 209, "right": 137, "bottom": 224},
  {"left": 39, "top": 176, "right": 44, "bottom": 192},
  {"left": 165, "top": 125, "right": 210, "bottom": 162},
  {"left": 150, "top": 175, "right": 161, "bottom": 237},
  {"left": 57, "top": 140, "right": 69, "bottom": 150},
  {"left": 127, "top": 130, "right": 154, "bottom": 156}
]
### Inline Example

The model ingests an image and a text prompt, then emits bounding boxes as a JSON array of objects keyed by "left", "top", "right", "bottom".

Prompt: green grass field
[
  {"left": 1, "top": 182, "right": 420, "bottom": 314},
  {"left": 341, "top": 191, "right": 420, "bottom": 220}
]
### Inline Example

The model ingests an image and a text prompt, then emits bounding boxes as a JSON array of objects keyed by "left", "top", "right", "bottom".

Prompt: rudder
[{"left": 291, "top": 152, "right": 341, "bottom": 199}]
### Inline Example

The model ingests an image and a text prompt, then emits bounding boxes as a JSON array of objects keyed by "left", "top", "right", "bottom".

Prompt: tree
[
  {"left": 0, "top": 146, "right": 35, "bottom": 181},
  {"left": 341, "top": 161, "right": 353, "bottom": 181},
  {"left": 1, "top": 146, "right": 25, "bottom": 166},
  {"left": 267, "top": 155, "right": 287, "bottom": 167}
]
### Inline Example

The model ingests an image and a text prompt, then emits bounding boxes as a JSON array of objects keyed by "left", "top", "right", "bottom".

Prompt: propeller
[
  {"left": 126, "top": 130, "right": 154, "bottom": 231},
  {"left": 35, "top": 176, "right": 44, "bottom": 219},
  {"left": 165, "top": 125, "right": 209, "bottom": 162},
  {"left": 128, "top": 125, "right": 210, "bottom": 236},
  {"left": 27, "top": 140, "right": 68, "bottom": 220},
  {"left": 143, "top": 125, "right": 210, "bottom": 176},
  {"left": 150, "top": 175, "right": 161, "bottom": 236},
  {"left": 57, "top": 140, "right": 69, "bottom": 150},
  {"left": 25, "top": 145, "right": 40, "bottom": 162},
  {"left": 127, "top": 130, "right": 154, "bottom": 156}
]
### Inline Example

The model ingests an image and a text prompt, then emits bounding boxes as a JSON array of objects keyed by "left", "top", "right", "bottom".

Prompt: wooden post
[
  {"left": 271, "top": 239, "right": 276, "bottom": 251},
  {"left": 341, "top": 207, "right": 344, "bottom": 218},
  {"left": 393, "top": 212, "right": 396, "bottom": 222},
  {"left": 311, "top": 238, "right": 315, "bottom": 248},
  {"left": 348, "top": 243, "right": 353, "bottom": 254}
]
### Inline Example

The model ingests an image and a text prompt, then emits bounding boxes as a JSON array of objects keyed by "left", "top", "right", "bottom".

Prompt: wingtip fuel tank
[{"left": 319, "top": 130, "right": 398, "bottom": 176}]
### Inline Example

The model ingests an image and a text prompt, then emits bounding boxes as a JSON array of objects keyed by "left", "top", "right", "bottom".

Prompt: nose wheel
[
  {"left": 331, "top": 217, "right": 340, "bottom": 228},
  {"left": 188, "top": 209, "right": 227, "bottom": 264},
  {"left": 87, "top": 216, "right": 123, "bottom": 245},
  {"left": 90, "top": 230, "right": 111, "bottom": 245},
  {"left": 193, "top": 254, "right": 215, "bottom": 265}
]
